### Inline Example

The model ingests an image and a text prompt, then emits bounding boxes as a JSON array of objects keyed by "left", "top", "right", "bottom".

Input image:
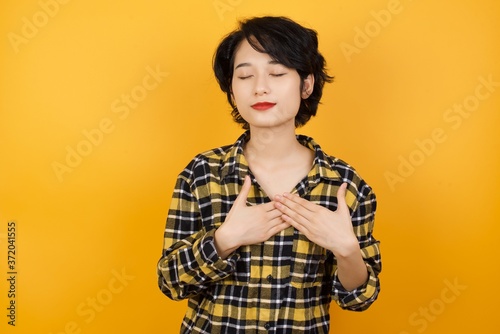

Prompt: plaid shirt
[{"left": 157, "top": 131, "right": 381, "bottom": 333}]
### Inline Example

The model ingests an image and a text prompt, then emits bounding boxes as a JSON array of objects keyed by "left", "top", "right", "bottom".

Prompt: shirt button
[
  {"left": 266, "top": 275, "right": 273, "bottom": 282},
  {"left": 264, "top": 323, "right": 271, "bottom": 330}
]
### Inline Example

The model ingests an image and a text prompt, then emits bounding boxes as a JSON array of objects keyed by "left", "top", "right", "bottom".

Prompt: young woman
[{"left": 158, "top": 16, "right": 381, "bottom": 333}]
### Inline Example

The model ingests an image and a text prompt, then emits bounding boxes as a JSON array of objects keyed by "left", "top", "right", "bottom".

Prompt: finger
[
  {"left": 280, "top": 193, "right": 317, "bottom": 212},
  {"left": 234, "top": 175, "right": 252, "bottom": 206},
  {"left": 265, "top": 208, "right": 285, "bottom": 220},
  {"left": 267, "top": 219, "right": 292, "bottom": 236},
  {"left": 336, "top": 183, "right": 349, "bottom": 212},
  {"left": 274, "top": 200, "right": 309, "bottom": 226},
  {"left": 259, "top": 201, "right": 279, "bottom": 212},
  {"left": 281, "top": 214, "right": 309, "bottom": 235},
  {"left": 274, "top": 194, "right": 314, "bottom": 220}
]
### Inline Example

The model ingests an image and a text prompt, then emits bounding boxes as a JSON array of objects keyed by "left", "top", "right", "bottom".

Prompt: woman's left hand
[{"left": 274, "top": 183, "right": 359, "bottom": 257}]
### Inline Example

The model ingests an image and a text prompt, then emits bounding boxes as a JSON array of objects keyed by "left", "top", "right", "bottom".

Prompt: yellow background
[{"left": 1, "top": 0, "right": 499, "bottom": 333}]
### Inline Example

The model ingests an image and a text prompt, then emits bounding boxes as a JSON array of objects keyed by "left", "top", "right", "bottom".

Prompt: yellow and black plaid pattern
[{"left": 158, "top": 131, "right": 381, "bottom": 333}]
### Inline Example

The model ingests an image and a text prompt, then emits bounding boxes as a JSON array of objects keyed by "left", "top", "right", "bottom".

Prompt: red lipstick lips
[{"left": 251, "top": 102, "right": 276, "bottom": 111}]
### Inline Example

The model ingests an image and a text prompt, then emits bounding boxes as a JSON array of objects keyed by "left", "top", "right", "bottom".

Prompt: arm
[
  {"left": 157, "top": 165, "right": 239, "bottom": 301},
  {"left": 274, "top": 182, "right": 381, "bottom": 311},
  {"left": 331, "top": 187, "right": 381, "bottom": 311},
  {"left": 157, "top": 169, "right": 289, "bottom": 301}
]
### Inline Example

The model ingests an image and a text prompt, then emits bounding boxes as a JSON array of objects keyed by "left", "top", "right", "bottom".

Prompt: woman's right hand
[{"left": 214, "top": 175, "right": 290, "bottom": 259}]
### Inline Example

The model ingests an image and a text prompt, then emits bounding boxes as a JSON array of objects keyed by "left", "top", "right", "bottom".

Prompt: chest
[
  {"left": 251, "top": 167, "right": 309, "bottom": 199},
  {"left": 248, "top": 152, "right": 315, "bottom": 199}
]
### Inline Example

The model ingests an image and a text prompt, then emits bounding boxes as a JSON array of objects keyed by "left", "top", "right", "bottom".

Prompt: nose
[{"left": 254, "top": 74, "right": 270, "bottom": 95}]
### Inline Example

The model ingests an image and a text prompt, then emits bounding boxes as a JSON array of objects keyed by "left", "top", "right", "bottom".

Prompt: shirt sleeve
[
  {"left": 157, "top": 163, "right": 239, "bottom": 301},
  {"left": 331, "top": 187, "right": 381, "bottom": 311}
]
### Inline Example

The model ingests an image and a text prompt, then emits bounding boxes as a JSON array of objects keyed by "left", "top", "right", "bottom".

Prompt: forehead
[{"left": 233, "top": 39, "right": 274, "bottom": 67}]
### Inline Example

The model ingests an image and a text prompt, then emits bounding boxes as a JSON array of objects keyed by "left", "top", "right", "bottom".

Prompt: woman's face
[{"left": 231, "top": 38, "right": 313, "bottom": 131}]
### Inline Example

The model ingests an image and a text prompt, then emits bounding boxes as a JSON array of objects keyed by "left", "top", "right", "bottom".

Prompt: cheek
[
  {"left": 230, "top": 81, "right": 246, "bottom": 102},
  {"left": 278, "top": 84, "right": 303, "bottom": 113},
  {"left": 279, "top": 97, "right": 302, "bottom": 117}
]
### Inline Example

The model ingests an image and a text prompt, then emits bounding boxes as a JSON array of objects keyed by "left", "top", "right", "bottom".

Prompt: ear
[{"left": 301, "top": 74, "right": 315, "bottom": 99}]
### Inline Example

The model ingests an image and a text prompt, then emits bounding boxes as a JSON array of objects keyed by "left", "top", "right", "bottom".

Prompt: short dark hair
[{"left": 213, "top": 16, "right": 333, "bottom": 129}]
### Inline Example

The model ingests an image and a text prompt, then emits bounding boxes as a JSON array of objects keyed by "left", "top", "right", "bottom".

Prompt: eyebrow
[{"left": 234, "top": 60, "right": 281, "bottom": 70}]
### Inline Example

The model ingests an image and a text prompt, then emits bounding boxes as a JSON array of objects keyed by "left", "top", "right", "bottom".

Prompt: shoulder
[
  {"left": 303, "top": 135, "right": 374, "bottom": 199},
  {"left": 193, "top": 144, "right": 233, "bottom": 166},
  {"left": 330, "top": 155, "right": 374, "bottom": 199},
  {"left": 179, "top": 132, "right": 248, "bottom": 182},
  {"left": 180, "top": 144, "right": 233, "bottom": 177}
]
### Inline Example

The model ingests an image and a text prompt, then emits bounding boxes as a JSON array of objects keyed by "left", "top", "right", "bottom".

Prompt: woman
[{"left": 158, "top": 16, "right": 381, "bottom": 333}]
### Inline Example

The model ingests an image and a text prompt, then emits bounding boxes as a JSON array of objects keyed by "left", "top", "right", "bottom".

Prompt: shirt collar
[
  {"left": 296, "top": 134, "right": 342, "bottom": 181},
  {"left": 220, "top": 131, "right": 250, "bottom": 181},
  {"left": 220, "top": 130, "right": 341, "bottom": 181}
]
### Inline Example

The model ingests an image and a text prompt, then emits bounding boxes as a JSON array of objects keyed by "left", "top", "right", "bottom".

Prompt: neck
[{"left": 244, "top": 126, "right": 302, "bottom": 163}]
